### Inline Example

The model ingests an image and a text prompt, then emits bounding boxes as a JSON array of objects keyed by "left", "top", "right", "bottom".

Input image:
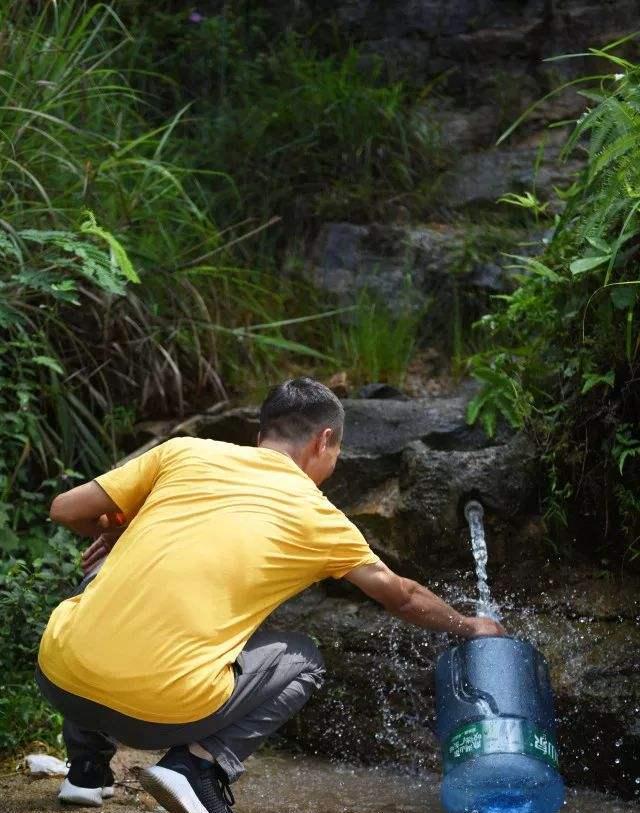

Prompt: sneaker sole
[
  {"left": 141, "top": 766, "right": 209, "bottom": 813},
  {"left": 58, "top": 778, "right": 103, "bottom": 807}
]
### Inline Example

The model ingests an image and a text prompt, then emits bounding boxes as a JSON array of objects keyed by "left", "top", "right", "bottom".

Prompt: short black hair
[{"left": 259, "top": 377, "right": 344, "bottom": 446}]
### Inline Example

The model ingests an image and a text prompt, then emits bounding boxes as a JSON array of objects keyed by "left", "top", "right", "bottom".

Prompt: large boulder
[
  {"left": 323, "top": 390, "right": 540, "bottom": 571},
  {"left": 390, "top": 434, "right": 539, "bottom": 569}
]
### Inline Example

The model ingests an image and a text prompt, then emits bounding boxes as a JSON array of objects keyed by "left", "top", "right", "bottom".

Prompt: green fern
[{"left": 468, "top": 44, "right": 640, "bottom": 554}]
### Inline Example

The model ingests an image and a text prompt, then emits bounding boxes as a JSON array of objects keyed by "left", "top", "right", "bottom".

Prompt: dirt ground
[
  {"left": 0, "top": 747, "right": 436, "bottom": 813},
  {"left": 3, "top": 747, "right": 638, "bottom": 813},
  {"left": 1, "top": 749, "right": 161, "bottom": 813}
]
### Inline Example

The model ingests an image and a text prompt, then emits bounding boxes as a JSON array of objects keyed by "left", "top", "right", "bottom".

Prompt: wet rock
[
  {"left": 270, "top": 587, "right": 445, "bottom": 771},
  {"left": 389, "top": 433, "right": 539, "bottom": 568},
  {"left": 501, "top": 575, "right": 640, "bottom": 797},
  {"left": 438, "top": 146, "right": 583, "bottom": 208},
  {"left": 357, "top": 383, "right": 409, "bottom": 400},
  {"left": 269, "top": 567, "right": 640, "bottom": 799},
  {"left": 307, "top": 222, "right": 540, "bottom": 330}
]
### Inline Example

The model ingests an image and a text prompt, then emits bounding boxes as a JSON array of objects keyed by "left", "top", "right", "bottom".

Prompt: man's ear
[{"left": 318, "top": 427, "right": 333, "bottom": 453}]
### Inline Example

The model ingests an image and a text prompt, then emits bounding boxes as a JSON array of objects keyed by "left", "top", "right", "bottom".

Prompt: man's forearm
[
  {"left": 52, "top": 515, "right": 103, "bottom": 538},
  {"left": 392, "top": 579, "right": 475, "bottom": 637}
]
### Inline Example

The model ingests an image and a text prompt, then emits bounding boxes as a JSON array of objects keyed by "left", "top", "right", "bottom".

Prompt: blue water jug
[{"left": 435, "top": 636, "right": 565, "bottom": 813}]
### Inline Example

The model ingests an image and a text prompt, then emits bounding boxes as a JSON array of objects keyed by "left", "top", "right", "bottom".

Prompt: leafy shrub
[
  {"left": 0, "top": 529, "right": 80, "bottom": 752},
  {"left": 467, "top": 45, "right": 640, "bottom": 561},
  {"left": 1, "top": 529, "right": 80, "bottom": 673},
  {"left": 0, "top": 680, "right": 63, "bottom": 753},
  {"left": 0, "top": 217, "right": 137, "bottom": 537}
]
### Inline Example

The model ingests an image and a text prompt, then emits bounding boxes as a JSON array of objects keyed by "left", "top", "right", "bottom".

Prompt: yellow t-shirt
[{"left": 38, "top": 438, "right": 379, "bottom": 723}]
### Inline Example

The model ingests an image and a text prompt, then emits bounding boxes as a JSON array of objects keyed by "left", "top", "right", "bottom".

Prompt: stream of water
[{"left": 463, "top": 500, "right": 500, "bottom": 620}]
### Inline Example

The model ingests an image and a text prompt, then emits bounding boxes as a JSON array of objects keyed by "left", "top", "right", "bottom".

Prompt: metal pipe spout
[{"left": 463, "top": 499, "right": 484, "bottom": 524}]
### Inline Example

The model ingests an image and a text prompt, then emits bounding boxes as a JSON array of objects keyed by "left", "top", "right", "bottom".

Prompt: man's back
[{"left": 38, "top": 437, "right": 378, "bottom": 723}]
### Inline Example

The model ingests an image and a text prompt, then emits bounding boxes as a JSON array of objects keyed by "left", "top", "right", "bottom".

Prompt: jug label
[{"left": 444, "top": 719, "right": 559, "bottom": 769}]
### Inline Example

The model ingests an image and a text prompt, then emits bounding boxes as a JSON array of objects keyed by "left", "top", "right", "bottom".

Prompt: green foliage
[
  {"left": 466, "top": 355, "right": 533, "bottom": 438},
  {"left": 0, "top": 529, "right": 80, "bottom": 752},
  {"left": 468, "top": 46, "right": 640, "bottom": 557},
  {"left": 122, "top": 8, "right": 442, "bottom": 229},
  {"left": 1, "top": 529, "right": 80, "bottom": 672},
  {"left": 0, "top": 681, "right": 63, "bottom": 753},
  {"left": 446, "top": 221, "right": 529, "bottom": 371},
  {"left": 0, "top": 217, "right": 137, "bottom": 509},
  {"left": 612, "top": 424, "right": 640, "bottom": 475},
  {"left": 497, "top": 191, "right": 549, "bottom": 222},
  {"left": 331, "top": 290, "right": 421, "bottom": 386},
  {"left": 0, "top": 1, "right": 343, "bottom": 548}
]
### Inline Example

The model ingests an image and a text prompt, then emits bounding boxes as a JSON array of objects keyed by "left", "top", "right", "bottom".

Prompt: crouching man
[{"left": 37, "top": 377, "right": 504, "bottom": 813}]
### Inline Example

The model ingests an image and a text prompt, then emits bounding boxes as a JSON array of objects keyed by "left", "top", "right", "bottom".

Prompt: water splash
[
  {"left": 373, "top": 616, "right": 435, "bottom": 772},
  {"left": 463, "top": 500, "right": 500, "bottom": 620}
]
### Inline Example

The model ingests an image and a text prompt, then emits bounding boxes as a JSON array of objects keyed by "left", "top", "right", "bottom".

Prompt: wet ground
[{"left": 2, "top": 749, "right": 638, "bottom": 813}]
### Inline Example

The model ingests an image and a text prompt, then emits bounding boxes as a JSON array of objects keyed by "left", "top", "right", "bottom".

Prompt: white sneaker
[{"left": 58, "top": 758, "right": 115, "bottom": 806}]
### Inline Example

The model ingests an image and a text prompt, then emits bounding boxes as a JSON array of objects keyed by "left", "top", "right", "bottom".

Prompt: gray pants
[{"left": 38, "top": 592, "right": 324, "bottom": 783}]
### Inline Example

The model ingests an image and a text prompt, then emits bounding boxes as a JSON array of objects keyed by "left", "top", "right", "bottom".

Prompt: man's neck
[{"left": 258, "top": 439, "right": 302, "bottom": 468}]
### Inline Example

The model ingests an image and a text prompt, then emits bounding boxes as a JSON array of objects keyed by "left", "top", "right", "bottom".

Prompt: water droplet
[
  {"left": 614, "top": 758, "right": 621, "bottom": 765},
  {"left": 615, "top": 738, "right": 623, "bottom": 747}
]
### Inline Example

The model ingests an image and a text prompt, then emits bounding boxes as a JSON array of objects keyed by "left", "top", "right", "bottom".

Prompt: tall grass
[
  {"left": 331, "top": 291, "right": 421, "bottom": 386},
  {"left": 0, "top": 2, "right": 337, "bottom": 545}
]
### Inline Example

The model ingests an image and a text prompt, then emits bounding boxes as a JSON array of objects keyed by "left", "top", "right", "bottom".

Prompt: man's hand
[
  {"left": 82, "top": 514, "right": 127, "bottom": 574},
  {"left": 460, "top": 616, "right": 507, "bottom": 639}
]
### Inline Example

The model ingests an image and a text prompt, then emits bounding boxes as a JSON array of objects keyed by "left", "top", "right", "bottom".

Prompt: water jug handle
[{"left": 451, "top": 647, "right": 500, "bottom": 716}]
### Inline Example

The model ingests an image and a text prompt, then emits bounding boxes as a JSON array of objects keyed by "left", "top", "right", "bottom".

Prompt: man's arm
[
  {"left": 344, "top": 561, "right": 505, "bottom": 638},
  {"left": 51, "top": 444, "right": 164, "bottom": 571},
  {"left": 50, "top": 481, "right": 123, "bottom": 538},
  {"left": 50, "top": 482, "right": 128, "bottom": 573}
]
